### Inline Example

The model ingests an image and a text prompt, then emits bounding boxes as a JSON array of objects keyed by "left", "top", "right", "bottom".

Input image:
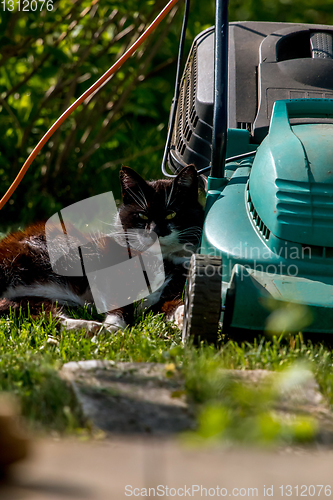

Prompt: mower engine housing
[{"left": 168, "top": 21, "right": 333, "bottom": 173}]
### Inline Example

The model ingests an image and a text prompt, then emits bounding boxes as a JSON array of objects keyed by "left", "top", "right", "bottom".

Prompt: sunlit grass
[{"left": 1, "top": 306, "right": 333, "bottom": 444}]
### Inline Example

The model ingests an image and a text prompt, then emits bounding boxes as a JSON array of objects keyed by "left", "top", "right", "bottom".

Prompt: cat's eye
[
  {"left": 138, "top": 213, "right": 149, "bottom": 220},
  {"left": 165, "top": 211, "right": 176, "bottom": 220}
]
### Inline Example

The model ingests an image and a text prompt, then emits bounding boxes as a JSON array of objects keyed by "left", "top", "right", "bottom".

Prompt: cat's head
[{"left": 117, "top": 165, "right": 204, "bottom": 258}]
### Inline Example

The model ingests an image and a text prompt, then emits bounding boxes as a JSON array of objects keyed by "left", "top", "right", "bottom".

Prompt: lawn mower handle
[{"left": 210, "top": 0, "right": 229, "bottom": 179}]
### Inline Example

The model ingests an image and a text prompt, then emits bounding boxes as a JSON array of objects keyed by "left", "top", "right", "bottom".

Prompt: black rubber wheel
[{"left": 182, "top": 254, "right": 222, "bottom": 344}]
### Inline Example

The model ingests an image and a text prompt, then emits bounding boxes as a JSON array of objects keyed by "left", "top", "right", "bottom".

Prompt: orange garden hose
[{"left": 0, "top": 0, "right": 181, "bottom": 211}]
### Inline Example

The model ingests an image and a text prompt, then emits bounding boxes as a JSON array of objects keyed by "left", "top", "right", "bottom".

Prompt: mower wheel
[{"left": 182, "top": 254, "right": 222, "bottom": 344}]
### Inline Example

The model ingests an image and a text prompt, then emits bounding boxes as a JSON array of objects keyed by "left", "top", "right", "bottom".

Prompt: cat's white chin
[{"left": 158, "top": 232, "right": 184, "bottom": 253}]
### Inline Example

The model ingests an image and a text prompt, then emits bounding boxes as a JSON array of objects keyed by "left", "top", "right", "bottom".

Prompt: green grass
[
  {"left": 1, "top": 306, "right": 333, "bottom": 445},
  {"left": 0, "top": 308, "right": 183, "bottom": 434},
  {"left": 182, "top": 337, "right": 333, "bottom": 445}
]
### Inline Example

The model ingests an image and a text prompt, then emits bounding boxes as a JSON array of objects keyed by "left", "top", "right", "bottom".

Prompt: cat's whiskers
[
  {"left": 137, "top": 186, "right": 148, "bottom": 210},
  {"left": 166, "top": 183, "right": 175, "bottom": 208},
  {"left": 126, "top": 187, "right": 147, "bottom": 211},
  {"left": 177, "top": 226, "right": 202, "bottom": 236},
  {"left": 177, "top": 225, "right": 202, "bottom": 232},
  {"left": 113, "top": 227, "right": 156, "bottom": 252}
]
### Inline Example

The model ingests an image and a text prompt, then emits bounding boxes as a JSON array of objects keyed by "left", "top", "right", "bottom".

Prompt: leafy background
[{"left": 0, "top": 0, "right": 333, "bottom": 230}]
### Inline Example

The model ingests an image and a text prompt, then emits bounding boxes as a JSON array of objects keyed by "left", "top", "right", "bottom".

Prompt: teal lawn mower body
[
  {"left": 203, "top": 100, "right": 333, "bottom": 336},
  {"left": 166, "top": 1, "right": 333, "bottom": 342}
]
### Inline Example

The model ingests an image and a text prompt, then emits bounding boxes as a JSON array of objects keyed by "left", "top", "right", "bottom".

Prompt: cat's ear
[
  {"left": 119, "top": 166, "right": 149, "bottom": 203},
  {"left": 173, "top": 164, "right": 198, "bottom": 198}
]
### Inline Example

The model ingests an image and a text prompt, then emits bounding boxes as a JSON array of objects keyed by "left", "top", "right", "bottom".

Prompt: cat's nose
[
  {"left": 149, "top": 222, "right": 161, "bottom": 237},
  {"left": 149, "top": 223, "right": 170, "bottom": 238}
]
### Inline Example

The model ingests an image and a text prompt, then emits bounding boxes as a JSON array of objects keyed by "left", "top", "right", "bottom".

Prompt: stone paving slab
[
  {"left": 61, "top": 362, "right": 333, "bottom": 441},
  {"left": 60, "top": 361, "right": 194, "bottom": 435},
  {"left": 1, "top": 364, "right": 333, "bottom": 499},
  {"left": 231, "top": 368, "right": 333, "bottom": 440}
]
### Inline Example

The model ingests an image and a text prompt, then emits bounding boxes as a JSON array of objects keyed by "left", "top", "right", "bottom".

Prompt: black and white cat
[{"left": 0, "top": 165, "right": 204, "bottom": 334}]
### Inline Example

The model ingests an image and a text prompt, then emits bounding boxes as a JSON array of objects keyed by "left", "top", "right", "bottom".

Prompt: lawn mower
[{"left": 164, "top": 0, "right": 333, "bottom": 342}]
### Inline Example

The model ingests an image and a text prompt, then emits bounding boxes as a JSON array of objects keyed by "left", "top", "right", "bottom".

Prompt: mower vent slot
[
  {"left": 237, "top": 122, "right": 251, "bottom": 132},
  {"left": 300, "top": 244, "right": 333, "bottom": 259},
  {"left": 175, "top": 52, "right": 199, "bottom": 166},
  {"left": 247, "top": 188, "right": 271, "bottom": 241},
  {"left": 168, "top": 37, "right": 214, "bottom": 173},
  {"left": 326, "top": 247, "right": 333, "bottom": 258}
]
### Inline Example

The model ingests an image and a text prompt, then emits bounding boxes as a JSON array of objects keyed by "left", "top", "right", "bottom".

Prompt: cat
[{"left": 0, "top": 165, "right": 204, "bottom": 335}]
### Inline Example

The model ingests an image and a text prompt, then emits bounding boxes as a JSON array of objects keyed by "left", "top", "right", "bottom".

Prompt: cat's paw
[
  {"left": 172, "top": 304, "right": 184, "bottom": 330},
  {"left": 103, "top": 314, "right": 127, "bottom": 333},
  {"left": 58, "top": 316, "right": 104, "bottom": 337},
  {"left": 83, "top": 321, "right": 105, "bottom": 337}
]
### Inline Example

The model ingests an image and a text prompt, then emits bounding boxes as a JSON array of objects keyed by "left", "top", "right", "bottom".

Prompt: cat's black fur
[{"left": 0, "top": 165, "right": 204, "bottom": 334}]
